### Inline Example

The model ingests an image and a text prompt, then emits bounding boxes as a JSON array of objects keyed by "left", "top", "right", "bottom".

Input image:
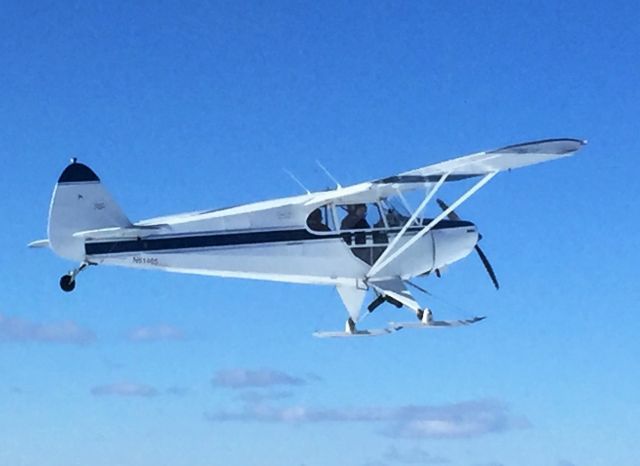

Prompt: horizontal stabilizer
[
  {"left": 390, "top": 316, "right": 486, "bottom": 330},
  {"left": 28, "top": 239, "right": 50, "bottom": 249},
  {"left": 72, "top": 224, "right": 171, "bottom": 240}
]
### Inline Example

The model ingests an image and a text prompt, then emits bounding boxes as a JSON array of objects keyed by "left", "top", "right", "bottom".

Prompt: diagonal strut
[{"left": 367, "top": 171, "right": 498, "bottom": 278}]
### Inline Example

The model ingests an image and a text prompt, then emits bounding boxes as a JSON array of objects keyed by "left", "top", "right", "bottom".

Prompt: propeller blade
[
  {"left": 437, "top": 198, "right": 499, "bottom": 290},
  {"left": 474, "top": 244, "right": 500, "bottom": 290},
  {"left": 436, "top": 199, "right": 462, "bottom": 221}
]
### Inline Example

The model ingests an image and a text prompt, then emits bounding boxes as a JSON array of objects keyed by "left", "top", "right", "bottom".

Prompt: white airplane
[{"left": 29, "top": 138, "right": 586, "bottom": 337}]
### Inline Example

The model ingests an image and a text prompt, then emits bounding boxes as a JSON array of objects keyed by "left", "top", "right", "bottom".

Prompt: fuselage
[
  {"left": 39, "top": 138, "right": 586, "bottom": 306},
  {"left": 83, "top": 193, "right": 479, "bottom": 286}
]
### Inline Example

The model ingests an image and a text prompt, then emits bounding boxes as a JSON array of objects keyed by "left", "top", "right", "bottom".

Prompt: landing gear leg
[
  {"left": 416, "top": 307, "right": 433, "bottom": 325},
  {"left": 345, "top": 317, "right": 357, "bottom": 335},
  {"left": 367, "top": 295, "right": 385, "bottom": 313},
  {"left": 59, "top": 261, "right": 91, "bottom": 293},
  {"left": 366, "top": 294, "right": 403, "bottom": 314}
]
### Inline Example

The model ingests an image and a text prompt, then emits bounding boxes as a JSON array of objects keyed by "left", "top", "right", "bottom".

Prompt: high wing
[
  {"left": 306, "top": 138, "right": 586, "bottom": 206},
  {"left": 378, "top": 138, "right": 585, "bottom": 183}
]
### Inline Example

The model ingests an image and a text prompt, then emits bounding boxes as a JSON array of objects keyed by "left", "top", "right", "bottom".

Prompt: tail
[{"left": 47, "top": 160, "right": 131, "bottom": 261}]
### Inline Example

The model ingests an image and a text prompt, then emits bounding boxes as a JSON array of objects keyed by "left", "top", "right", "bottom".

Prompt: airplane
[{"left": 29, "top": 138, "right": 586, "bottom": 337}]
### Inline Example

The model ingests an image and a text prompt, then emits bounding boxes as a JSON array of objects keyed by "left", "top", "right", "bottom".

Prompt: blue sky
[{"left": 1, "top": 1, "right": 639, "bottom": 465}]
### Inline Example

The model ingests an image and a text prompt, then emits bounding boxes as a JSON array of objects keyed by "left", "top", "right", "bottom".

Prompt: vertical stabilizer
[{"left": 48, "top": 160, "right": 131, "bottom": 261}]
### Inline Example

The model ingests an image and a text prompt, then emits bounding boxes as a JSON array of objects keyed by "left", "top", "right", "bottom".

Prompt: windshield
[{"left": 380, "top": 196, "right": 414, "bottom": 227}]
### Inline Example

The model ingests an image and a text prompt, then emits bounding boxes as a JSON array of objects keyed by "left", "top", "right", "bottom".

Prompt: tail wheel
[{"left": 59, "top": 274, "right": 75, "bottom": 292}]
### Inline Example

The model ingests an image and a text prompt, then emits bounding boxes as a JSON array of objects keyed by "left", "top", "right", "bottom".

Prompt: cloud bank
[
  {"left": 206, "top": 399, "right": 529, "bottom": 439},
  {"left": 127, "top": 324, "right": 184, "bottom": 342},
  {"left": 0, "top": 313, "right": 95, "bottom": 345},
  {"left": 91, "top": 382, "right": 158, "bottom": 398},
  {"left": 236, "top": 390, "right": 294, "bottom": 403},
  {"left": 383, "top": 446, "right": 450, "bottom": 464},
  {"left": 166, "top": 386, "right": 190, "bottom": 396},
  {"left": 212, "top": 369, "right": 307, "bottom": 389},
  {"left": 557, "top": 461, "right": 576, "bottom": 466}
]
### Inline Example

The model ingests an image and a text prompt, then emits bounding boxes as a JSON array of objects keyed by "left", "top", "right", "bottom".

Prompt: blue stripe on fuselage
[{"left": 84, "top": 220, "right": 474, "bottom": 256}]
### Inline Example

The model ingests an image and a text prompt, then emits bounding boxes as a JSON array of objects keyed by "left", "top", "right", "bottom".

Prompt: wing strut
[
  {"left": 367, "top": 173, "right": 449, "bottom": 278},
  {"left": 367, "top": 171, "right": 498, "bottom": 278}
]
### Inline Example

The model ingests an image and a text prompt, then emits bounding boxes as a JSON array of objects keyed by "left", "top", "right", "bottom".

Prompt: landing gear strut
[
  {"left": 366, "top": 294, "right": 403, "bottom": 313},
  {"left": 59, "top": 261, "right": 91, "bottom": 292},
  {"left": 345, "top": 317, "right": 357, "bottom": 334},
  {"left": 416, "top": 308, "right": 433, "bottom": 324}
]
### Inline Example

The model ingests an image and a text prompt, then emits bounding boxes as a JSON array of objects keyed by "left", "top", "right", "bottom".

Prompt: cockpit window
[
  {"left": 336, "top": 203, "right": 384, "bottom": 231},
  {"left": 332, "top": 202, "right": 389, "bottom": 265},
  {"left": 306, "top": 205, "right": 335, "bottom": 232}
]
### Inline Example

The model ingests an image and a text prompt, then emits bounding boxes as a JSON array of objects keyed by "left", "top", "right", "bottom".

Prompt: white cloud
[
  {"left": 557, "top": 461, "right": 576, "bottom": 466},
  {"left": 386, "top": 401, "right": 529, "bottom": 439},
  {"left": 236, "top": 390, "right": 294, "bottom": 403},
  {"left": 206, "top": 399, "right": 529, "bottom": 439},
  {"left": 91, "top": 382, "right": 158, "bottom": 398},
  {"left": 127, "top": 324, "right": 184, "bottom": 342},
  {"left": 383, "top": 446, "right": 450, "bottom": 464},
  {"left": 166, "top": 386, "right": 190, "bottom": 396},
  {"left": 212, "top": 369, "right": 306, "bottom": 389},
  {"left": 0, "top": 313, "right": 95, "bottom": 345}
]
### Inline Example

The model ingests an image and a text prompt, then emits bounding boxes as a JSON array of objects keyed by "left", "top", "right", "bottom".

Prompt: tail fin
[{"left": 48, "top": 160, "right": 131, "bottom": 260}]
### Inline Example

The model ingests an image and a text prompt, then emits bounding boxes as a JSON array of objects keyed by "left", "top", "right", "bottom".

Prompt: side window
[
  {"left": 367, "top": 203, "right": 385, "bottom": 228},
  {"left": 336, "top": 203, "right": 384, "bottom": 231},
  {"left": 306, "top": 205, "right": 335, "bottom": 232}
]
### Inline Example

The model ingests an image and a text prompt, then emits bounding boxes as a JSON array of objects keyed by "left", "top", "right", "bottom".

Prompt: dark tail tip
[{"left": 57, "top": 162, "right": 100, "bottom": 183}]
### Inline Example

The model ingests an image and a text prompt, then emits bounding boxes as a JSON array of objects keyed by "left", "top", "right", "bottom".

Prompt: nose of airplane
[
  {"left": 432, "top": 221, "right": 479, "bottom": 269},
  {"left": 432, "top": 199, "right": 500, "bottom": 289}
]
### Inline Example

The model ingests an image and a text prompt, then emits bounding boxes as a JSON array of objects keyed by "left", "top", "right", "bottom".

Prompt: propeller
[{"left": 436, "top": 199, "right": 500, "bottom": 290}]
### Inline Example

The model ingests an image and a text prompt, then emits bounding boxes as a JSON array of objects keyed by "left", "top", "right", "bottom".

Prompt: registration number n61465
[{"left": 132, "top": 256, "right": 159, "bottom": 266}]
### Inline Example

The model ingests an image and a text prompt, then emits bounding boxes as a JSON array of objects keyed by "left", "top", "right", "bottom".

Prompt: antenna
[
  {"left": 283, "top": 168, "right": 310, "bottom": 194},
  {"left": 315, "top": 160, "right": 342, "bottom": 189}
]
